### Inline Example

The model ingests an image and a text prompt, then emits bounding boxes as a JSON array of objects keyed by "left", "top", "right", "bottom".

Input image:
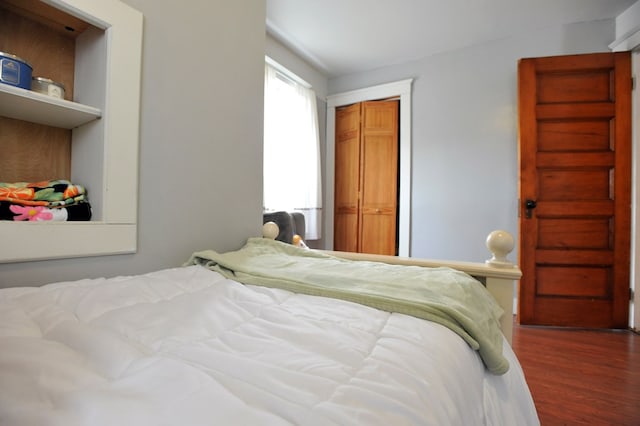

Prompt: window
[{"left": 263, "top": 59, "right": 322, "bottom": 240}]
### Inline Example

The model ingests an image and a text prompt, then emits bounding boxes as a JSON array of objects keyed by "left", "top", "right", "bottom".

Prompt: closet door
[
  {"left": 334, "top": 100, "right": 399, "bottom": 255},
  {"left": 334, "top": 103, "right": 361, "bottom": 252},
  {"left": 360, "top": 101, "right": 398, "bottom": 255}
]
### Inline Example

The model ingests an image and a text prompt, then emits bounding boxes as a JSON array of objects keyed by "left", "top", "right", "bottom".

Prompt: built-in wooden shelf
[
  {"left": 0, "top": 84, "right": 101, "bottom": 128},
  {"left": 0, "top": 0, "right": 143, "bottom": 264}
]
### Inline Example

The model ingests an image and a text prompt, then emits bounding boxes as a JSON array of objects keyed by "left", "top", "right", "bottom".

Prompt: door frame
[
  {"left": 325, "top": 79, "right": 413, "bottom": 256},
  {"left": 610, "top": 30, "right": 640, "bottom": 330},
  {"left": 632, "top": 49, "right": 639, "bottom": 331}
]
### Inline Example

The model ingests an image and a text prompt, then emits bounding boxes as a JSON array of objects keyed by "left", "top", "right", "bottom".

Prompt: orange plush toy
[{"left": 292, "top": 234, "right": 309, "bottom": 249}]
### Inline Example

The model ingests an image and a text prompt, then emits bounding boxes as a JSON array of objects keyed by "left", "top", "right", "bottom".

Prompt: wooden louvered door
[
  {"left": 334, "top": 100, "right": 399, "bottom": 255},
  {"left": 334, "top": 103, "right": 361, "bottom": 253},
  {"left": 518, "top": 52, "right": 632, "bottom": 328},
  {"left": 359, "top": 100, "right": 399, "bottom": 255}
]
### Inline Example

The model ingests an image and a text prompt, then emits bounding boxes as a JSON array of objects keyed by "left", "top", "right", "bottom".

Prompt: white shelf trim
[
  {"left": 0, "top": 84, "right": 101, "bottom": 128},
  {"left": 0, "top": 222, "right": 136, "bottom": 263}
]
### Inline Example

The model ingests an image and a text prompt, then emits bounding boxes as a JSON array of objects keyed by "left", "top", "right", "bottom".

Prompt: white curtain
[{"left": 264, "top": 63, "right": 322, "bottom": 240}]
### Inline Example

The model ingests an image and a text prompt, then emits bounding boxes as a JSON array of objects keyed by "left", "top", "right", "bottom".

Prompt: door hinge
[
  {"left": 633, "top": 76, "right": 636, "bottom": 91},
  {"left": 631, "top": 288, "right": 635, "bottom": 301}
]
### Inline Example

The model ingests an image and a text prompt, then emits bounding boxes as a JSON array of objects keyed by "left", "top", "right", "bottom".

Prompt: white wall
[
  {"left": 328, "top": 19, "right": 617, "bottom": 263},
  {"left": 0, "top": 0, "right": 266, "bottom": 287},
  {"left": 266, "top": 33, "right": 328, "bottom": 100},
  {"left": 613, "top": 0, "right": 640, "bottom": 43},
  {"left": 0, "top": 7, "right": 624, "bottom": 287}
]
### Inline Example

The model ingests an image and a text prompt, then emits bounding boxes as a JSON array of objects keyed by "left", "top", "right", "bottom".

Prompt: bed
[{"left": 0, "top": 230, "right": 539, "bottom": 425}]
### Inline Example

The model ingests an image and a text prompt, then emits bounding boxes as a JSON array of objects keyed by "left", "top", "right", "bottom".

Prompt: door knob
[{"left": 524, "top": 199, "right": 537, "bottom": 218}]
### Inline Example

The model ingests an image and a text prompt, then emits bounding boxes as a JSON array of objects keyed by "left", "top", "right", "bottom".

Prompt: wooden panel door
[
  {"left": 334, "top": 103, "right": 361, "bottom": 252},
  {"left": 518, "top": 52, "right": 632, "bottom": 328},
  {"left": 360, "top": 101, "right": 398, "bottom": 255}
]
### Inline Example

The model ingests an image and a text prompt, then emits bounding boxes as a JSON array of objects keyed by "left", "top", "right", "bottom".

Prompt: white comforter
[{"left": 0, "top": 265, "right": 539, "bottom": 425}]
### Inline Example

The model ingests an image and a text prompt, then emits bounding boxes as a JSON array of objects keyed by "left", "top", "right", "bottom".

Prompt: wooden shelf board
[{"left": 0, "top": 84, "right": 101, "bottom": 128}]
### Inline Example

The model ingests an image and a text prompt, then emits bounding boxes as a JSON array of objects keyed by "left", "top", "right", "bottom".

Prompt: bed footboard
[
  {"left": 321, "top": 231, "right": 521, "bottom": 344},
  {"left": 262, "top": 224, "right": 521, "bottom": 344}
]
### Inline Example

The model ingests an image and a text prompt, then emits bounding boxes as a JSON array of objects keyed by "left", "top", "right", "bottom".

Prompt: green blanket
[{"left": 185, "top": 238, "right": 509, "bottom": 375}]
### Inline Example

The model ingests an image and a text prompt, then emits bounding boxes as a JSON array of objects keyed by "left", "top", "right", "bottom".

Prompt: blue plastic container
[{"left": 0, "top": 51, "right": 33, "bottom": 90}]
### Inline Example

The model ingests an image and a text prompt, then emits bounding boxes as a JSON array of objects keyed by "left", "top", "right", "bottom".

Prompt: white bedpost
[
  {"left": 485, "top": 230, "right": 515, "bottom": 268},
  {"left": 484, "top": 230, "right": 520, "bottom": 345},
  {"left": 262, "top": 222, "right": 279, "bottom": 240}
]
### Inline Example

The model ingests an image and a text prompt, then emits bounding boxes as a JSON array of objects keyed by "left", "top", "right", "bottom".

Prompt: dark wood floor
[{"left": 511, "top": 319, "right": 640, "bottom": 426}]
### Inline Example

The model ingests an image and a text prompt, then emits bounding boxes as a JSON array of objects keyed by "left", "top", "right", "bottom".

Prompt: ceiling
[{"left": 266, "top": 0, "right": 636, "bottom": 78}]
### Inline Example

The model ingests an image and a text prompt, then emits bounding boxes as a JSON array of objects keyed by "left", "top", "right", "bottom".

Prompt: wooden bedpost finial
[
  {"left": 485, "top": 230, "right": 515, "bottom": 268},
  {"left": 262, "top": 221, "right": 279, "bottom": 239}
]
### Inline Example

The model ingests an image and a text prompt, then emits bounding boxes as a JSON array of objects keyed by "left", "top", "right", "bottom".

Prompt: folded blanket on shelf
[
  {"left": 0, "top": 180, "right": 87, "bottom": 207},
  {"left": 0, "top": 201, "right": 92, "bottom": 221}
]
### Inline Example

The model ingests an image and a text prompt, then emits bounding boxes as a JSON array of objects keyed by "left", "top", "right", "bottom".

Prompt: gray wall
[
  {"left": 0, "top": 0, "right": 266, "bottom": 287},
  {"left": 328, "top": 19, "right": 617, "bottom": 263},
  {"left": 0, "top": 8, "right": 622, "bottom": 287},
  {"left": 266, "top": 33, "right": 328, "bottom": 99}
]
